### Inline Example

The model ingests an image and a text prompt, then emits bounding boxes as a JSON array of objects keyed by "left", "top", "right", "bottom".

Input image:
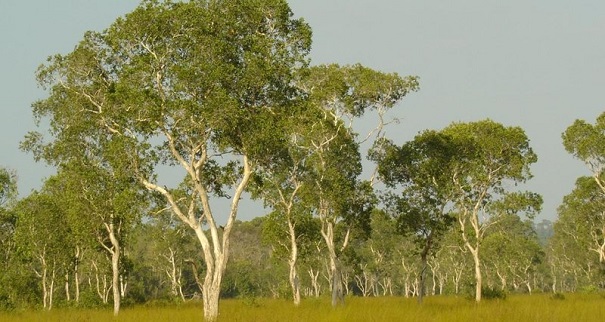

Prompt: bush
[{"left": 481, "top": 287, "right": 507, "bottom": 300}]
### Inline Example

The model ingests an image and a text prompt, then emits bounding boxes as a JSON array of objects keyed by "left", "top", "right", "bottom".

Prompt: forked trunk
[{"left": 320, "top": 219, "right": 344, "bottom": 307}]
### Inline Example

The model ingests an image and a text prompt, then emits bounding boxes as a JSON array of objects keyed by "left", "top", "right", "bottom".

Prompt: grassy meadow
[{"left": 0, "top": 293, "right": 604, "bottom": 322}]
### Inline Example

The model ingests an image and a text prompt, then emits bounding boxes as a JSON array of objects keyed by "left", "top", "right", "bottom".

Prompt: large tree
[{"left": 25, "top": 1, "right": 311, "bottom": 320}]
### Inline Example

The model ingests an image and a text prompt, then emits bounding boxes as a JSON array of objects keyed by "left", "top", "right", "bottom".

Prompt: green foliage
[
  {"left": 0, "top": 167, "right": 17, "bottom": 208},
  {"left": 479, "top": 286, "right": 507, "bottom": 300},
  {"left": 562, "top": 112, "right": 605, "bottom": 177}
]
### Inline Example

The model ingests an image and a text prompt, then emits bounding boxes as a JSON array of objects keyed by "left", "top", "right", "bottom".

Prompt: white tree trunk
[
  {"left": 287, "top": 217, "right": 301, "bottom": 306},
  {"left": 470, "top": 247, "right": 482, "bottom": 302},
  {"left": 110, "top": 232, "right": 121, "bottom": 316}
]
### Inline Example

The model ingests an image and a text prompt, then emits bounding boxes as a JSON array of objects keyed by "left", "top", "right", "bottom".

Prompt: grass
[{"left": 0, "top": 293, "right": 604, "bottom": 322}]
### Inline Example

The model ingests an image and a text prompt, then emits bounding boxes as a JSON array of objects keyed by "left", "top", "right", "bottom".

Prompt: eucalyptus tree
[
  {"left": 562, "top": 112, "right": 605, "bottom": 269},
  {"left": 563, "top": 112, "right": 605, "bottom": 192},
  {"left": 441, "top": 120, "right": 540, "bottom": 301},
  {"left": 0, "top": 168, "right": 16, "bottom": 209},
  {"left": 297, "top": 64, "right": 418, "bottom": 306},
  {"left": 482, "top": 213, "right": 543, "bottom": 293},
  {"left": 555, "top": 177, "right": 605, "bottom": 273},
  {"left": 0, "top": 167, "right": 17, "bottom": 269},
  {"left": 25, "top": 1, "right": 312, "bottom": 320},
  {"left": 249, "top": 110, "right": 320, "bottom": 306},
  {"left": 548, "top": 207, "right": 597, "bottom": 292},
  {"left": 12, "top": 191, "right": 72, "bottom": 310},
  {"left": 369, "top": 131, "right": 458, "bottom": 303}
]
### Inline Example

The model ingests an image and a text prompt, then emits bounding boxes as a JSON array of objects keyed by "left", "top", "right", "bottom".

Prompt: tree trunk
[
  {"left": 110, "top": 237, "right": 120, "bottom": 316},
  {"left": 104, "top": 219, "right": 121, "bottom": 316},
  {"left": 470, "top": 248, "right": 482, "bottom": 302},
  {"left": 418, "top": 251, "right": 428, "bottom": 304},
  {"left": 202, "top": 281, "right": 221, "bottom": 322},
  {"left": 194, "top": 227, "right": 226, "bottom": 322},
  {"left": 321, "top": 220, "right": 344, "bottom": 306},
  {"left": 74, "top": 246, "right": 81, "bottom": 303},
  {"left": 65, "top": 271, "right": 70, "bottom": 302},
  {"left": 287, "top": 219, "right": 301, "bottom": 306},
  {"left": 49, "top": 265, "right": 56, "bottom": 310},
  {"left": 308, "top": 268, "right": 321, "bottom": 297}
]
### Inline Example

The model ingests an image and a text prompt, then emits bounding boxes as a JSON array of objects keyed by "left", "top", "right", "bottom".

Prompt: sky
[{"left": 1, "top": 0, "right": 604, "bottom": 222}]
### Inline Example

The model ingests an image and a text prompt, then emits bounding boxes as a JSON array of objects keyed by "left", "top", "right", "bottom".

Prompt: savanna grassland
[{"left": 0, "top": 294, "right": 603, "bottom": 322}]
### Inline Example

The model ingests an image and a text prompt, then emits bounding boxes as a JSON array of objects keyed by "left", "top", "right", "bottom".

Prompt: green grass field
[{"left": 0, "top": 293, "right": 603, "bottom": 322}]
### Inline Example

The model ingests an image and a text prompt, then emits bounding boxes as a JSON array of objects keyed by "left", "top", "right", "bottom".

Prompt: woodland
[{"left": 1, "top": 1, "right": 604, "bottom": 321}]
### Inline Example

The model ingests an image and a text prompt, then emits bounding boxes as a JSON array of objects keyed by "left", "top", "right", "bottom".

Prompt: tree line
[{"left": 0, "top": 1, "right": 604, "bottom": 321}]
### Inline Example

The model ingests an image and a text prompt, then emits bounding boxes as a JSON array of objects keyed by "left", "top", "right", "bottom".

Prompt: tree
[
  {"left": 482, "top": 213, "right": 544, "bottom": 293},
  {"left": 441, "top": 120, "right": 539, "bottom": 302},
  {"left": 0, "top": 167, "right": 21, "bottom": 309},
  {"left": 0, "top": 168, "right": 16, "bottom": 209},
  {"left": 370, "top": 131, "right": 458, "bottom": 303},
  {"left": 249, "top": 110, "right": 319, "bottom": 306},
  {"left": 0, "top": 167, "right": 17, "bottom": 269},
  {"left": 13, "top": 191, "right": 72, "bottom": 310},
  {"left": 563, "top": 112, "right": 605, "bottom": 193},
  {"left": 297, "top": 64, "right": 418, "bottom": 306},
  {"left": 25, "top": 1, "right": 312, "bottom": 320},
  {"left": 555, "top": 177, "right": 605, "bottom": 276},
  {"left": 562, "top": 112, "right": 605, "bottom": 277}
]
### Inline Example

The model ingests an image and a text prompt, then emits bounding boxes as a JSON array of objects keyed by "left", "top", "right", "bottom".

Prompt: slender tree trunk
[
  {"left": 65, "top": 271, "right": 71, "bottom": 302},
  {"left": 308, "top": 268, "right": 320, "bottom": 297},
  {"left": 418, "top": 239, "right": 431, "bottom": 304},
  {"left": 104, "top": 219, "right": 121, "bottom": 316},
  {"left": 320, "top": 219, "right": 344, "bottom": 306},
  {"left": 110, "top": 241, "right": 120, "bottom": 316},
  {"left": 74, "top": 246, "right": 81, "bottom": 303},
  {"left": 42, "top": 267, "right": 48, "bottom": 309},
  {"left": 287, "top": 219, "right": 301, "bottom": 306},
  {"left": 49, "top": 264, "right": 56, "bottom": 310},
  {"left": 470, "top": 247, "right": 482, "bottom": 302}
]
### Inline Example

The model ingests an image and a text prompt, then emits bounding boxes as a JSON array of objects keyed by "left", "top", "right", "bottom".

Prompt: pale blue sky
[{"left": 1, "top": 0, "right": 604, "bottom": 221}]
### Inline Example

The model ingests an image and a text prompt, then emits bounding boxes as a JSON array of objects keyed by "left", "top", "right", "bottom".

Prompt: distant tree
[
  {"left": 563, "top": 112, "right": 605, "bottom": 193},
  {"left": 562, "top": 112, "right": 605, "bottom": 272},
  {"left": 370, "top": 131, "right": 458, "bottom": 303},
  {"left": 549, "top": 212, "right": 598, "bottom": 292},
  {"left": 482, "top": 213, "right": 544, "bottom": 293},
  {"left": 0, "top": 167, "right": 17, "bottom": 269},
  {"left": 0, "top": 168, "right": 16, "bottom": 209},
  {"left": 13, "top": 191, "right": 71, "bottom": 310},
  {"left": 0, "top": 167, "right": 22, "bottom": 309},
  {"left": 298, "top": 64, "right": 418, "bottom": 306},
  {"left": 438, "top": 120, "right": 539, "bottom": 302},
  {"left": 554, "top": 177, "right": 605, "bottom": 281}
]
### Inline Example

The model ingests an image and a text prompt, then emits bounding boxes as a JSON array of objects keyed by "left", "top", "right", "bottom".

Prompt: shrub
[{"left": 481, "top": 287, "right": 507, "bottom": 300}]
